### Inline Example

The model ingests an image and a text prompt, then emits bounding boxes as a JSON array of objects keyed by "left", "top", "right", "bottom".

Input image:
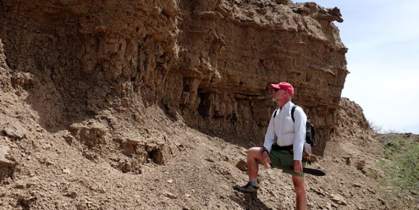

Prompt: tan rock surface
[{"left": 0, "top": 0, "right": 347, "bottom": 155}]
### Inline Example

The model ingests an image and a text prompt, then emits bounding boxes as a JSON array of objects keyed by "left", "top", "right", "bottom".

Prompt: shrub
[
  {"left": 379, "top": 134, "right": 419, "bottom": 200},
  {"left": 368, "top": 120, "right": 383, "bottom": 134},
  {"left": 367, "top": 120, "right": 400, "bottom": 135}
]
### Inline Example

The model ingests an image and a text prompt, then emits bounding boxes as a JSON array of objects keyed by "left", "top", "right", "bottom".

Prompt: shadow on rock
[{"left": 230, "top": 193, "right": 277, "bottom": 210}]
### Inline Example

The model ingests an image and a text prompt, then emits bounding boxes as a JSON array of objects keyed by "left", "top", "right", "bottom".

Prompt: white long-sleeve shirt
[{"left": 263, "top": 101, "right": 307, "bottom": 161}]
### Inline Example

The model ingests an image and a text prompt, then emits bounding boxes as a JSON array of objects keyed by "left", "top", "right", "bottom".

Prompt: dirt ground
[{"left": 1, "top": 88, "right": 418, "bottom": 209}]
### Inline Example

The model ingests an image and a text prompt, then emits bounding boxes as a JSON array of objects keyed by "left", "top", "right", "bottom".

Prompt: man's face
[{"left": 271, "top": 88, "right": 287, "bottom": 102}]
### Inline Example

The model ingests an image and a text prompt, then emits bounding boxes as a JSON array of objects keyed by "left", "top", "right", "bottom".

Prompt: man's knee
[
  {"left": 247, "top": 147, "right": 262, "bottom": 158},
  {"left": 292, "top": 177, "right": 306, "bottom": 194}
]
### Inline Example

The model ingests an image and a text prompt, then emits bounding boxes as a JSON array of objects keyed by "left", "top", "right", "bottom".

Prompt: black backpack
[{"left": 273, "top": 105, "right": 316, "bottom": 147}]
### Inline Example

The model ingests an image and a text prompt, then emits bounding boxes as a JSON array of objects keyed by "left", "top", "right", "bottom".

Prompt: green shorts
[{"left": 269, "top": 150, "right": 306, "bottom": 177}]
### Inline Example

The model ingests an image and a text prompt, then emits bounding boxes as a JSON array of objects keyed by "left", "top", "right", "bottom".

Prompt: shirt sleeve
[
  {"left": 293, "top": 107, "right": 307, "bottom": 161},
  {"left": 263, "top": 111, "right": 277, "bottom": 152}
]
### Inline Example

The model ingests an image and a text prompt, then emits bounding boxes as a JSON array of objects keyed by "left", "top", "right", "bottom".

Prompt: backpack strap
[
  {"left": 276, "top": 106, "right": 297, "bottom": 121},
  {"left": 291, "top": 105, "right": 297, "bottom": 122},
  {"left": 273, "top": 109, "right": 278, "bottom": 118}
]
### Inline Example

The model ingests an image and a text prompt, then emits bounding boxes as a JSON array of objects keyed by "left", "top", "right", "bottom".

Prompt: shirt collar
[
  {"left": 279, "top": 100, "right": 293, "bottom": 110},
  {"left": 283, "top": 100, "right": 293, "bottom": 110}
]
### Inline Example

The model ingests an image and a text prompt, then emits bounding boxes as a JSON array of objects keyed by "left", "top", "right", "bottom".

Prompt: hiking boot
[{"left": 233, "top": 181, "right": 259, "bottom": 193}]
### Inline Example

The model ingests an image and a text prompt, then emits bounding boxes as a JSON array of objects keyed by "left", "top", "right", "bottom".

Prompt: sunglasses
[{"left": 274, "top": 89, "right": 288, "bottom": 95}]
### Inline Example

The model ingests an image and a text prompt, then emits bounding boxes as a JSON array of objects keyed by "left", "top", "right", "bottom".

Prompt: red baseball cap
[{"left": 270, "top": 82, "right": 294, "bottom": 96}]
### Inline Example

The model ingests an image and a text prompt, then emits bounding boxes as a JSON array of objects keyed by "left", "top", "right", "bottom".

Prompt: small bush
[
  {"left": 379, "top": 134, "right": 419, "bottom": 200},
  {"left": 368, "top": 120, "right": 382, "bottom": 134},
  {"left": 368, "top": 120, "right": 400, "bottom": 135}
]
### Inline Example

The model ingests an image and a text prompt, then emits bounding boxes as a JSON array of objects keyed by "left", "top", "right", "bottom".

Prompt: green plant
[{"left": 379, "top": 134, "right": 419, "bottom": 201}]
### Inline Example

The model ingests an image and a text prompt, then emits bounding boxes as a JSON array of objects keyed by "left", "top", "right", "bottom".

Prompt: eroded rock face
[
  {"left": 334, "top": 98, "right": 374, "bottom": 139},
  {"left": 0, "top": 0, "right": 347, "bottom": 155}
]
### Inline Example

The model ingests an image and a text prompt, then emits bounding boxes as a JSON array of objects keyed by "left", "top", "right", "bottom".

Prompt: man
[{"left": 234, "top": 82, "right": 308, "bottom": 210}]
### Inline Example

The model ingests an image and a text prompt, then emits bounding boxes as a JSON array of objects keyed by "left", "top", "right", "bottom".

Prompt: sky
[{"left": 293, "top": 0, "right": 419, "bottom": 134}]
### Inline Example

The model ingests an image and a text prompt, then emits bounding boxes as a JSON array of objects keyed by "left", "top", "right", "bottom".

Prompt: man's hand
[
  {"left": 293, "top": 160, "right": 303, "bottom": 173},
  {"left": 261, "top": 151, "right": 271, "bottom": 169}
]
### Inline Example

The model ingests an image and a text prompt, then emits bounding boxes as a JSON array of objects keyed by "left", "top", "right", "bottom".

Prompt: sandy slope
[{"left": 1, "top": 91, "right": 418, "bottom": 209}]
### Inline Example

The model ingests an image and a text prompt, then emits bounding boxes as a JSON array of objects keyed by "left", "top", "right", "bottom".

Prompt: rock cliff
[{"left": 1, "top": 0, "right": 347, "bottom": 156}]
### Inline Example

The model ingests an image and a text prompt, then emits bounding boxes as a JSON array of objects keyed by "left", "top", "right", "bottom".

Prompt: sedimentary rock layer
[{"left": 0, "top": 0, "right": 348, "bottom": 155}]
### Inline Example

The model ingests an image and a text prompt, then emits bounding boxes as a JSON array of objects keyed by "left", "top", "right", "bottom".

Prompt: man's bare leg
[
  {"left": 246, "top": 147, "right": 263, "bottom": 180},
  {"left": 233, "top": 147, "right": 269, "bottom": 193},
  {"left": 292, "top": 175, "right": 307, "bottom": 210}
]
